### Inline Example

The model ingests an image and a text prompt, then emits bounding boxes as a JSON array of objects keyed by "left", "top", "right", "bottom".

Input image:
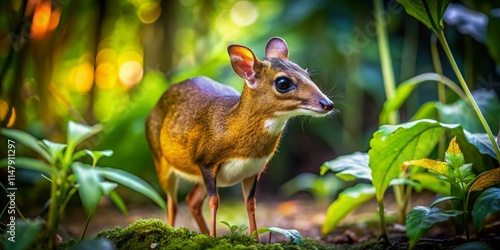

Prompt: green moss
[{"left": 89, "top": 219, "right": 336, "bottom": 250}]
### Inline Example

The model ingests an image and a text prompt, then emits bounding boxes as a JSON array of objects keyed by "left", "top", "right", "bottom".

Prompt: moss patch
[{"left": 83, "top": 219, "right": 335, "bottom": 250}]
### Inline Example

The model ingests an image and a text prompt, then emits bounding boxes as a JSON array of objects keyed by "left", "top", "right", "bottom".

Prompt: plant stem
[
  {"left": 378, "top": 200, "right": 388, "bottom": 241},
  {"left": 46, "top": 173, "right": 60, "bottom": 250},
  {"left": 81, "top": 212, "right": 93, "bottom": 240},
  {"left": 436, "top": 30, "right": 500, "bottom": 164},
  {"left": 374, "top": 0, "right": 399, "bottom": 125}
]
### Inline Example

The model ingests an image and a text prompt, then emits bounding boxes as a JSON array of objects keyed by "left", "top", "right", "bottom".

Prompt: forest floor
[{"left": 61, "top": 191, "right": 500, "bottom": 249}]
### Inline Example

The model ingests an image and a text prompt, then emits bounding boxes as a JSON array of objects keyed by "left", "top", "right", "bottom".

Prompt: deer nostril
[{"left": 320, "top": 100, "right": 334, "bottom": 111}]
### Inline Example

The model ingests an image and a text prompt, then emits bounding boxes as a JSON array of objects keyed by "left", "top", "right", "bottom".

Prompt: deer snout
[{"left": 319, "top": 99, "right": 334, "bottom": 111}]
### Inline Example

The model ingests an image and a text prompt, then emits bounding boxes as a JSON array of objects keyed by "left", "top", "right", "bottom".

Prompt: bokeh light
[
  {"left": 73, "top": 62, "right": 94, "bottom": 93},
  {"left": 0, "top": 99, "right": 16, "bottom": 127},
  {"left": 137, "top": 1, "right": 161, "bottom": 24},
  {"left": 119, "top": 61, "right": 143, "bottom": 88},
  {"left": 230, "top": 1, "right": 258, "bottom": 26}
]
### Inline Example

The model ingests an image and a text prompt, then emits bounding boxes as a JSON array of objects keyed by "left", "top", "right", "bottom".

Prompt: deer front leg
[
  {"left": 242, "top": 175, "right": 259, "bottom": 241},
  {"left": 200, "top": 166, "right": 219, "bottom": 237}
]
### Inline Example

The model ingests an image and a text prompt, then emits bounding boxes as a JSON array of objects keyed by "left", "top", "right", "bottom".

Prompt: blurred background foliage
[{"left": 1, "top": 0, "right": 499, "bottom": 209}]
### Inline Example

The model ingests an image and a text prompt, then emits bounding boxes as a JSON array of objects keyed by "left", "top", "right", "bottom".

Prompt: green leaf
[
  {"left": 437, "top": 89, "right": 500, "bottom": 136},
  {"left": 406, "top": 206, "right": 462, "bottom": 249},
  {"left": 99, "top": 181, "right": 118, "bottom": 195},
  {"left": 430, "top": 196, "right": 462, "bottom": 208},
  {"left": 369, "top": 119, "right": 461, "bottom": 201},
  {"left": 0, "top": 157, "right": 53, "bottom": 176},
  {"left": 4, "top": 219, "right": 42, "bottom": 250},
  {"left": 1, "top": 128, "right": 51, "bottom": 162},
  {"left": 85, "top": 149, "right": 114, "bottom": 166},
  {"left": 95, "top": 167, "right": 167, "bottom": 212},
  {"left": 321, "top": 183, "right": 375, "bottom": 235},
  {"left": 411, "top": 172, "right": 450, "bottom": 195},
  {"left": 256, "top": 227, "right": 303, "bottom": 245},
  {"left": 398, "top": 0, "right": 450, "bottom": 33},
  {"left": 472, "top": 187, "right": 500, "bottom": 232},
  {"left": 108, "top": 190, "right": 128, "bottom": 216},
  {"left": 72, "top": 162, "right": 103, "bottom": 214},
  {"left": 321, "top": 152, "right": 371, "bottom": 181},
  {"left": 67, "top": 121, "right": 102, "bottom": 148},
  {"left": 41, "top": 139, "right": 67, "bottom": 163},
  {"left": 463, "top": 131, "right": 498, "bottom": 160},
  {"left": 279, "top": 173, "right": 344, "bottom": 199},
  {"left": 411, "top": 101, "right": 438, "bottom": 121},
  {"left": 379, "top": 73, "right": 456, "bottom": 125}
]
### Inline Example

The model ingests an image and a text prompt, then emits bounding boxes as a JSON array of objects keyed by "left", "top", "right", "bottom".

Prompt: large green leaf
[
  {"left": 472, "top": 187, "right": 500, "bottom": 232},
  {"left": 369, "top": 119, "right": 461, "bottom": 201},
  {"left": 436, "top": 89, "right": 500, "bottom": 135},
  {"left": 321, "top": 152, "right": 371, "bottom": 181},
  {"left": 95, "top": 167, "right": 167, "bottom": 212},
  {"left": 321, "top": 183, "right": 375, "bottom": 235},
  {"left": 0, "top": 157, "right": 53, "bottom": 176},
  {"left": 398, "top": 0, "right": 450, "bottom": 33},
  {"left": 72, "top": 162, "right": 102, "bottom": 214},
  {"left": 406, "top": 206, "right": 463, "bottom": 249},
  {"left": 463, "top": 131, "right": 498, "bottom": 160},
  {"left": 1, "top": 128, "right": 51, "bottom": 162},
  {"left": 411, "top": 172, "right": 450, "bottom": 195}
]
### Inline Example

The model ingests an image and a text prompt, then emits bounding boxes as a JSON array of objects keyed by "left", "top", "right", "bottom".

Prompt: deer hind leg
[
  {"left": 185, "top": 183, "right": 209, "bottom": 234},
  {"left": 156, "top": 159, "right": 179, "bottom": 226}
]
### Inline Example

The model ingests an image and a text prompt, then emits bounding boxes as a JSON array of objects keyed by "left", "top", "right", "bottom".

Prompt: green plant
[
  {"left": 403, "top": 137, "right": 500, "bottom": 248},
  {"left": 320, "top": 0, "right": 500, "bottom": 240},
  {"left": 0, "top": 121, "right": 166, "bottom": 249},
  {"left": 220, "top": 221, "right": 303, "bottom": 245}
]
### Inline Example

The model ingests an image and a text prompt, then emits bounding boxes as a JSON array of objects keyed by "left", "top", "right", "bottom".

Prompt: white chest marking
[
  {"left": 264, "top": 118, "right": 288, "bottom": 135},
  {"left": 217, "top": 157, "right": 269, "bottom": 187}
]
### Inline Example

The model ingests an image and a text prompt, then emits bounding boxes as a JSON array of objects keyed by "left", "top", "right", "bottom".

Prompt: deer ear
[
  {"left": 265, "top": 37, "right": 288, "bottom": 60},
  {"left": 228, "top": 45, "right": 261, "bottom": 87}
]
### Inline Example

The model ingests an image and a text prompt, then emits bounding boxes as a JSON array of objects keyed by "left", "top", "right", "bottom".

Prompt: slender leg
[
  {"left": 242, "top": 175, "right": 259, "bottom": 241},
  {"left": 156, "top": 159, "right": 178, "bottom": 226},
  {"left": 200, "top": 166, "right": 219, "bottom": 237},
  {"left": 185, "top": 183, "right": 209, "bottom": 234}
]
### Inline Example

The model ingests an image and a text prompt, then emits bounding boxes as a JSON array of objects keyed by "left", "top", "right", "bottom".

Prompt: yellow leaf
[
  {"left": 446, "top": 136, "right": 462, "bottom": 155},
  {"left": 402, "top": 158, "right": 449, "bottom": 175},
  {"left": 469, "top": 168, "right": 500, "bottom": 192}
]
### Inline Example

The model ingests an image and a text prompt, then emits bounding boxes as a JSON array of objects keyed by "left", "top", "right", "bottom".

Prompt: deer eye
[{"left": 274, "top": 76, "right": 295, "bottom": 93}]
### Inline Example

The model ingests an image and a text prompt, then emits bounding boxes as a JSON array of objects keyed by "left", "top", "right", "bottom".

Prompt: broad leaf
[
  {"left": 1, "top": 128, "right": 51, "bottom": 162},
  {"left": 437, "top": 89, "right": 500, "bottom": 135},
  {"left": 72, "top": 162, "right": 102, "bottom": 214},
  {"left": 411, "top": 172, "right": 450, "bottom": 195},
  {"left": 369, "top": 119, "right": 461, "bottom": 201},
  {"left": 321, "top": 152, "right": 371, "bottom": 181},
  {"left": 321, "top": 183, "right": 375, "bottom": 235},
  {"left": 256, "top": 227, "right": 303, "bottom": 245},
  {"left": 95, "top": 167, "right": 167, "bottom": 211},
  {"left": 472, "top": 187, "right": 500, "bottom": 232},
  {"left": 67, "top": 121, "right": 102, "bottom": 148},
  {"left": 4, "top": 219, "right": 42, "bottom": 250},
  {"left": 0, "top": 157, "right": 53, "bottom": 176},
  {"left": 398, "top": 0, "right": 450, "bottom": 33},
  {"left": 406, "top": 206, "right": 462, "bottom": 249},
  {"left": 463, "top": 131, "right": 498, "bottom": 160},
  {"left": 469, "top": 168, "right": 500, "bottom": 192},
  {"left": 411, "top": 101, "right": 438, "bottom": 121}
]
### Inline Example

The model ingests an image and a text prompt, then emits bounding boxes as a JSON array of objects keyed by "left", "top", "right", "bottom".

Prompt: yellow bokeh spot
[
  {"left": 119, "top": 61, "right": 143, "bottom": 88},
  {"left": 216, "top": 11, "right": 239, "bottom": 36},
  {"left": 138, "top": 2, "right": 161, "bottom": 24},
  {"left": 0, "top": 99, "right": 16, "bottom": 127},
  {"left": 96, "top": 48, "right": 117, "bottom": 65},
  {"left": 73, "top": 63, "right": 94, "bottom": 93},
  {"left": 96, "top": 62, "right": 117, "bottom": 89},
  {"left": 230, "top": 1, "right": 258, "bottom": 26}
]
